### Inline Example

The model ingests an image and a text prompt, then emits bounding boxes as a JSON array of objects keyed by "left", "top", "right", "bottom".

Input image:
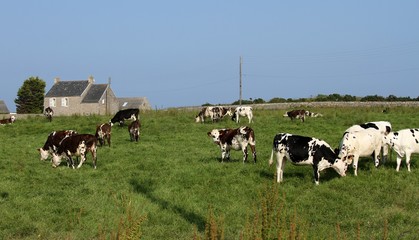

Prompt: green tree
[{"left": 15, "top": 76, "right": 46, "bottom": 114}]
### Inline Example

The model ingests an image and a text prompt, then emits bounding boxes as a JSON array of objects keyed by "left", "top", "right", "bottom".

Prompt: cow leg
[
  {"left": 313, "top": 165, "right": 320, "bottom": 185},
  {"left": 353, "top": 155, "right": 360, "bottom": 176},
  {"left": 405, "top": 153, "right": 411, "bottom": 172},
  {"left": 77, "top": 154, "right": 86, "bottom": 169},
  {"left": 242, "top": 147, "right": 248, "bottom": 163},
  {"left": 107, "top": 135, "right": 111, "bottom": 147},
  {"left": 249, "top": 144, "right": 257, "bottom": 163},
  {"left": 275, "top": 152, "right": 285, "bottom": 183}
]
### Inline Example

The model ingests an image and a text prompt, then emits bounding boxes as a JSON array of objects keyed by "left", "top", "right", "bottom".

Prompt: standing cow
[
  {"left": 207, "top": 126, "right": 256, "bottom": 163},
  {"left": 52, "top": 134, "right": 97, "bottom": 169},
  {"left": 338, "top": 128, "right": 383, "bottom": 176},
  {"left": 44, "top": 107, "right": 54, "bottom": 122},
  {"left": 231, "top": 106, "right": 253, "bottom": 123},
  {"left": 382, "top": 128, "right": 419, "bottom": 172},
  {"left": 283, "top": 110, "right": 306, "bottom": 122},
  {"left": 95, "top": 123, "right": 112, "bottom": 147},
  {"left": 128, "top": 120, "right": 141, "bottom": 142},
  {"left": 38, "top": 130, "right": 78, "bottom": 161},
  {"left": 344, "top": 121, "right": 392, "bottom": 163},
  {"left": 110, "top": 108, "right": 139, "bottom": 126},
  {"left": 269, "top": 133, "right": 347, "bottom": 185},
  {"left": 195, "top": 106, "right": 232, "bottom": 123}
]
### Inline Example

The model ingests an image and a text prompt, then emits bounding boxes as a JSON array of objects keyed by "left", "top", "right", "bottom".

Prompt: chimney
[
  {"left": 54, "top": 77, "right": 60, "bottom": 84},
  {"left": 88, "top": 75, "right": 95, "bottom": 84}
]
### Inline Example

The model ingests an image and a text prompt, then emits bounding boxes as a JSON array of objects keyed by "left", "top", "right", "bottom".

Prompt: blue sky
[{"left": 1, "top": 1, "right": 419, "bottom": 110}]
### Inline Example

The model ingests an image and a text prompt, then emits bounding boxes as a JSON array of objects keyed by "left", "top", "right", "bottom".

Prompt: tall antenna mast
[{"left": 239, "top": 56, "right": 242, "bottom": 105}]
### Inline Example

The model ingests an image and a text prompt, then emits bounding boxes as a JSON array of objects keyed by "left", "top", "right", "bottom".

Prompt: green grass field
[{"left": 0, "top": 107, "right": 418, "bottom": 239}]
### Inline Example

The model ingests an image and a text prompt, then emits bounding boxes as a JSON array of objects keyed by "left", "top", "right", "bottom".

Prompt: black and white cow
[
  {"left": 52, "top": 134, "right": 97, "bottom": 169},
  {"left": 231, "top": 106, "right": 253, "bottom": 123},
  {"left": 110, "top": 108, "right": 139, "bottom": 126},
  {"left": 338, "top": 129, "right": 383, "bottom": 176},
  {"left": 0, "top": 116, "right": 16, "bottom": 125},
  {"left": 382, "top": 128, "right": 419, "bottom": 172},
  {"left": 268, "top": 133, "right": 348, "bottom": 185},
  {"left": 44, "top": 107, "right": 54, "bottom": 122},
  {"left": 95, "top": 123, "right": 112, "bottom": 147},
  {"left": 195, "top": 106, "right": 232, "bottom": 123},
  {"left": 283, "top": 110, "right": 306, "bottom": 122},
  {"left": 38, "top": 130, "right": 78, "bottom": 161},
  {"left": 128, "top": 120, "right": 141, "bottom": 142},
  {"left": 344, "top": 121, "right": 392, "bottom": 163},
  {"left": 207, "top": 126, "right": 256, "bottom": 163}
]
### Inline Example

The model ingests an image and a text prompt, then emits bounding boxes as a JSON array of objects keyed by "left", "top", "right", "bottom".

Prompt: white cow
[
  {"left": 338, "top": 128, "right": 383, "bottom": 176},
  {"left": 231, "top": 106, "right": 253, "bottom": 123},
  {"left": 344, "top": 121, "right": 392, "bottom": 163},
  {"left": 382, "top": 128, "right": 419, "bottom": 172}
]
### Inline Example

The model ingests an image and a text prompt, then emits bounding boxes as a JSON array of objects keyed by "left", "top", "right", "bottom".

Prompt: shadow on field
[{"left": 129, "top": 178, "right": 206, "bottom": 232}]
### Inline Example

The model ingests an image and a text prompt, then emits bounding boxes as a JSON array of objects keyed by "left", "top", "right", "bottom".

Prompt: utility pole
[{"left": 239, "top": 56, "right": 242, "bottom": 105}]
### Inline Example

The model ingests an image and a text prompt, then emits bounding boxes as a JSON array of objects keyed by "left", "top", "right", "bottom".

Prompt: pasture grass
[{"left": 0, "top": 106, "right": 418, "bottom": 239}]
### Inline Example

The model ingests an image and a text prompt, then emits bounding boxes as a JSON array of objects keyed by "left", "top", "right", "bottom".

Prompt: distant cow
[
  {"left": 195, "top": 106, "right": 232, "bottom": 123},
  {"left": 110, "top": 108, "right": 139, "bottom": 126},
  {"left": 283, "top": 110, "right": 306, "bottom": 122},
  {"left": 0, "top": 116, "right": 16, "bottom": 125},
  {"left": 207, "top": 126, "right": 256, "bottom": 163},
  {"left": 344, "top": 121, "right": 392, "bottom": 163},
  {"left": 44, "top": 107, "right": 54, "bottom": 122},
  {"left": 231, "top": 106, "right": 253, "bottom": 123},
  {"left": 38, "top": 130, "right": 78, "bottom": 161},
  {"left": 128, "top": 120, "right": 141, "bottom": 142},
  {"left": 52, "top": 134, "right": 97, "bottom": 169},
  {"left": 95, "top": 123, "right": 112, "bottom": 147},
  {"left": 382, "top": 128, "right": 419, "bottom": 172},
  {"left": 269, "top": 133, "right": 348, "bottom": 185},
  {"left": 305, "top": 111, "right": 323, "bottom": 118},
  {"left": 338, "top": 129, "right": 383, "bottom": 176}
]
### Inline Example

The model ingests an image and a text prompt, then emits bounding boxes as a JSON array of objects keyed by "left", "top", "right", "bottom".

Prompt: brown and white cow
[
  {"left": 51, "top": 134, "right": 97, "bottom": 169},
  {"left": 44, "top": 107, "right": 54, "bottom": 122},
  {"left": 128, "top": 120, "right": 141, "bottom": 142},
  {"left": 195, "top": 106, "right": 232, "bottom": 123},
  {"left": 95, "top": 123, "right": 112, "bottom": 147},
  {"left": 207, "top": 126, "right": 256, "bottom": 163},
  {"left": 231, "top": 106, "right": 253, "bottom": 123},
  {"left": 283, "top": 110, "right": 306, "bottom": 122},
  {"left": 38, "top": 130, "right": 78, "bottom": 161},
  {"left": 0, "top": 116, "right": 16, "bottom": 125}
]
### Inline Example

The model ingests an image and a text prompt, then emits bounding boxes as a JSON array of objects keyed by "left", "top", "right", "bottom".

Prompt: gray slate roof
[
  {"left": 82, "top": 84, "right": 108, "bottom": 103},
  {"left": 118, "top": 97, "right": 149, "bottom": 109},
  {"left": 45, "top": 81, "right": 89, "bottom": 97},
  {"left": 0, "top": 100, "right": 10, "bottom": 113}
]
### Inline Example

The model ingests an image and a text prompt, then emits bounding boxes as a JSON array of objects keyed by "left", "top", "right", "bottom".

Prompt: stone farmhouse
[{"left": 44, "top": 76, "right": 151, "bottom": 116}]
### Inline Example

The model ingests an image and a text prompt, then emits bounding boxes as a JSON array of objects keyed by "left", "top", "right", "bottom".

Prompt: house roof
[
  {"left": 82, "top": 84, "right": 108, "bottom": 103},
  {"left": 118, "top": 97, "right": 150, "bottom": 109},
  {"left": 0, "top": 100, "right": 10, "bottom": 114},
  {"left": 45, "top": 80, "right": 90, "bottom": 97}
]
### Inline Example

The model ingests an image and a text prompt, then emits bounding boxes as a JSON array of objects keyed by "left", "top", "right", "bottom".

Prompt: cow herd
[
  {"left": 36, "top": 108, "right": 141, "bottom": 169},
  {"left": 201, "top": 106, "right": 416, "bottom": 185},
  {"left": 2, "top": 105, "right": 416, "bottom": 185}
]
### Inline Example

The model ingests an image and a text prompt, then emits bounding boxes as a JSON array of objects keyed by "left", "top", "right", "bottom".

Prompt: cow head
[
  {"left": 38, "top": 148, "right": 50, "bottom": 161},
  {"left": 331, "top": 158, "right": 348, "bottom": 177},
  {"left": 10, "top": 116, "right": 16, "bottom": 123},
  {"left": 207, "top": 129, "right": 229, "bottom": 145}
]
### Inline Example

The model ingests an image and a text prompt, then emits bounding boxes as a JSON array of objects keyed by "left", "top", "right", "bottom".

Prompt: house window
[
  {"left": 61, "top": 98, "right": 69, "bottom": 107},
  {"left": 49, "top": 98, "right": 56, "bottom": 107}
]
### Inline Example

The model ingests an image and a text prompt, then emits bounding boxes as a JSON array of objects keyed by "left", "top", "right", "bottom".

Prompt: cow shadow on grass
[{"left": 129, "top": 178, "right": 206, "bottom": 232}]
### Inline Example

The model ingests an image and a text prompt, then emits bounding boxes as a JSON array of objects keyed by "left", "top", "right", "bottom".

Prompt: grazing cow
[
  {"left": 283, "top": 110, "right": 306, "bottom": 122},
  {"left": 231, "top": 106, "right": 253, "bottom": 123},
  {"left": 344, "top": 121, "right": 392, "bottom": 163},
  {"left": 382, "top": 128, "right": 419, "bottom": 172},
  {"left": 128, "top": 120, "right": 141, "bottom": 142},
  {"left": 52, "top": 134, "right": 97, "bottom": 169},
  {"left": 0, "top": 116, "right": 16, "bottom": 125},
  {"left": 38, "top": 130, "right": 78, "bottom": 161},
  {"left": 44, "top": 107, "right": 54, "bottom": 122},
  {"left": 110, "top": 108, "right": 139, "bottom": 126},
  {"left": 305, "top": 111, "right": 323, "bottom": 118},
  {"left": 95, "top": 123, "right": 112, "bottom": 147},
  {"left": 338, "top": 129, "right": 383, "bottom": 176},
  {"left": 207, "top": 126, "right": 256, "bottom": 163},
  {"left": 195, "top": 106, "right": 232, "bottom": 123},
  {"left": 268, "top": 133, "right": 348, "bottom": 185}
]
